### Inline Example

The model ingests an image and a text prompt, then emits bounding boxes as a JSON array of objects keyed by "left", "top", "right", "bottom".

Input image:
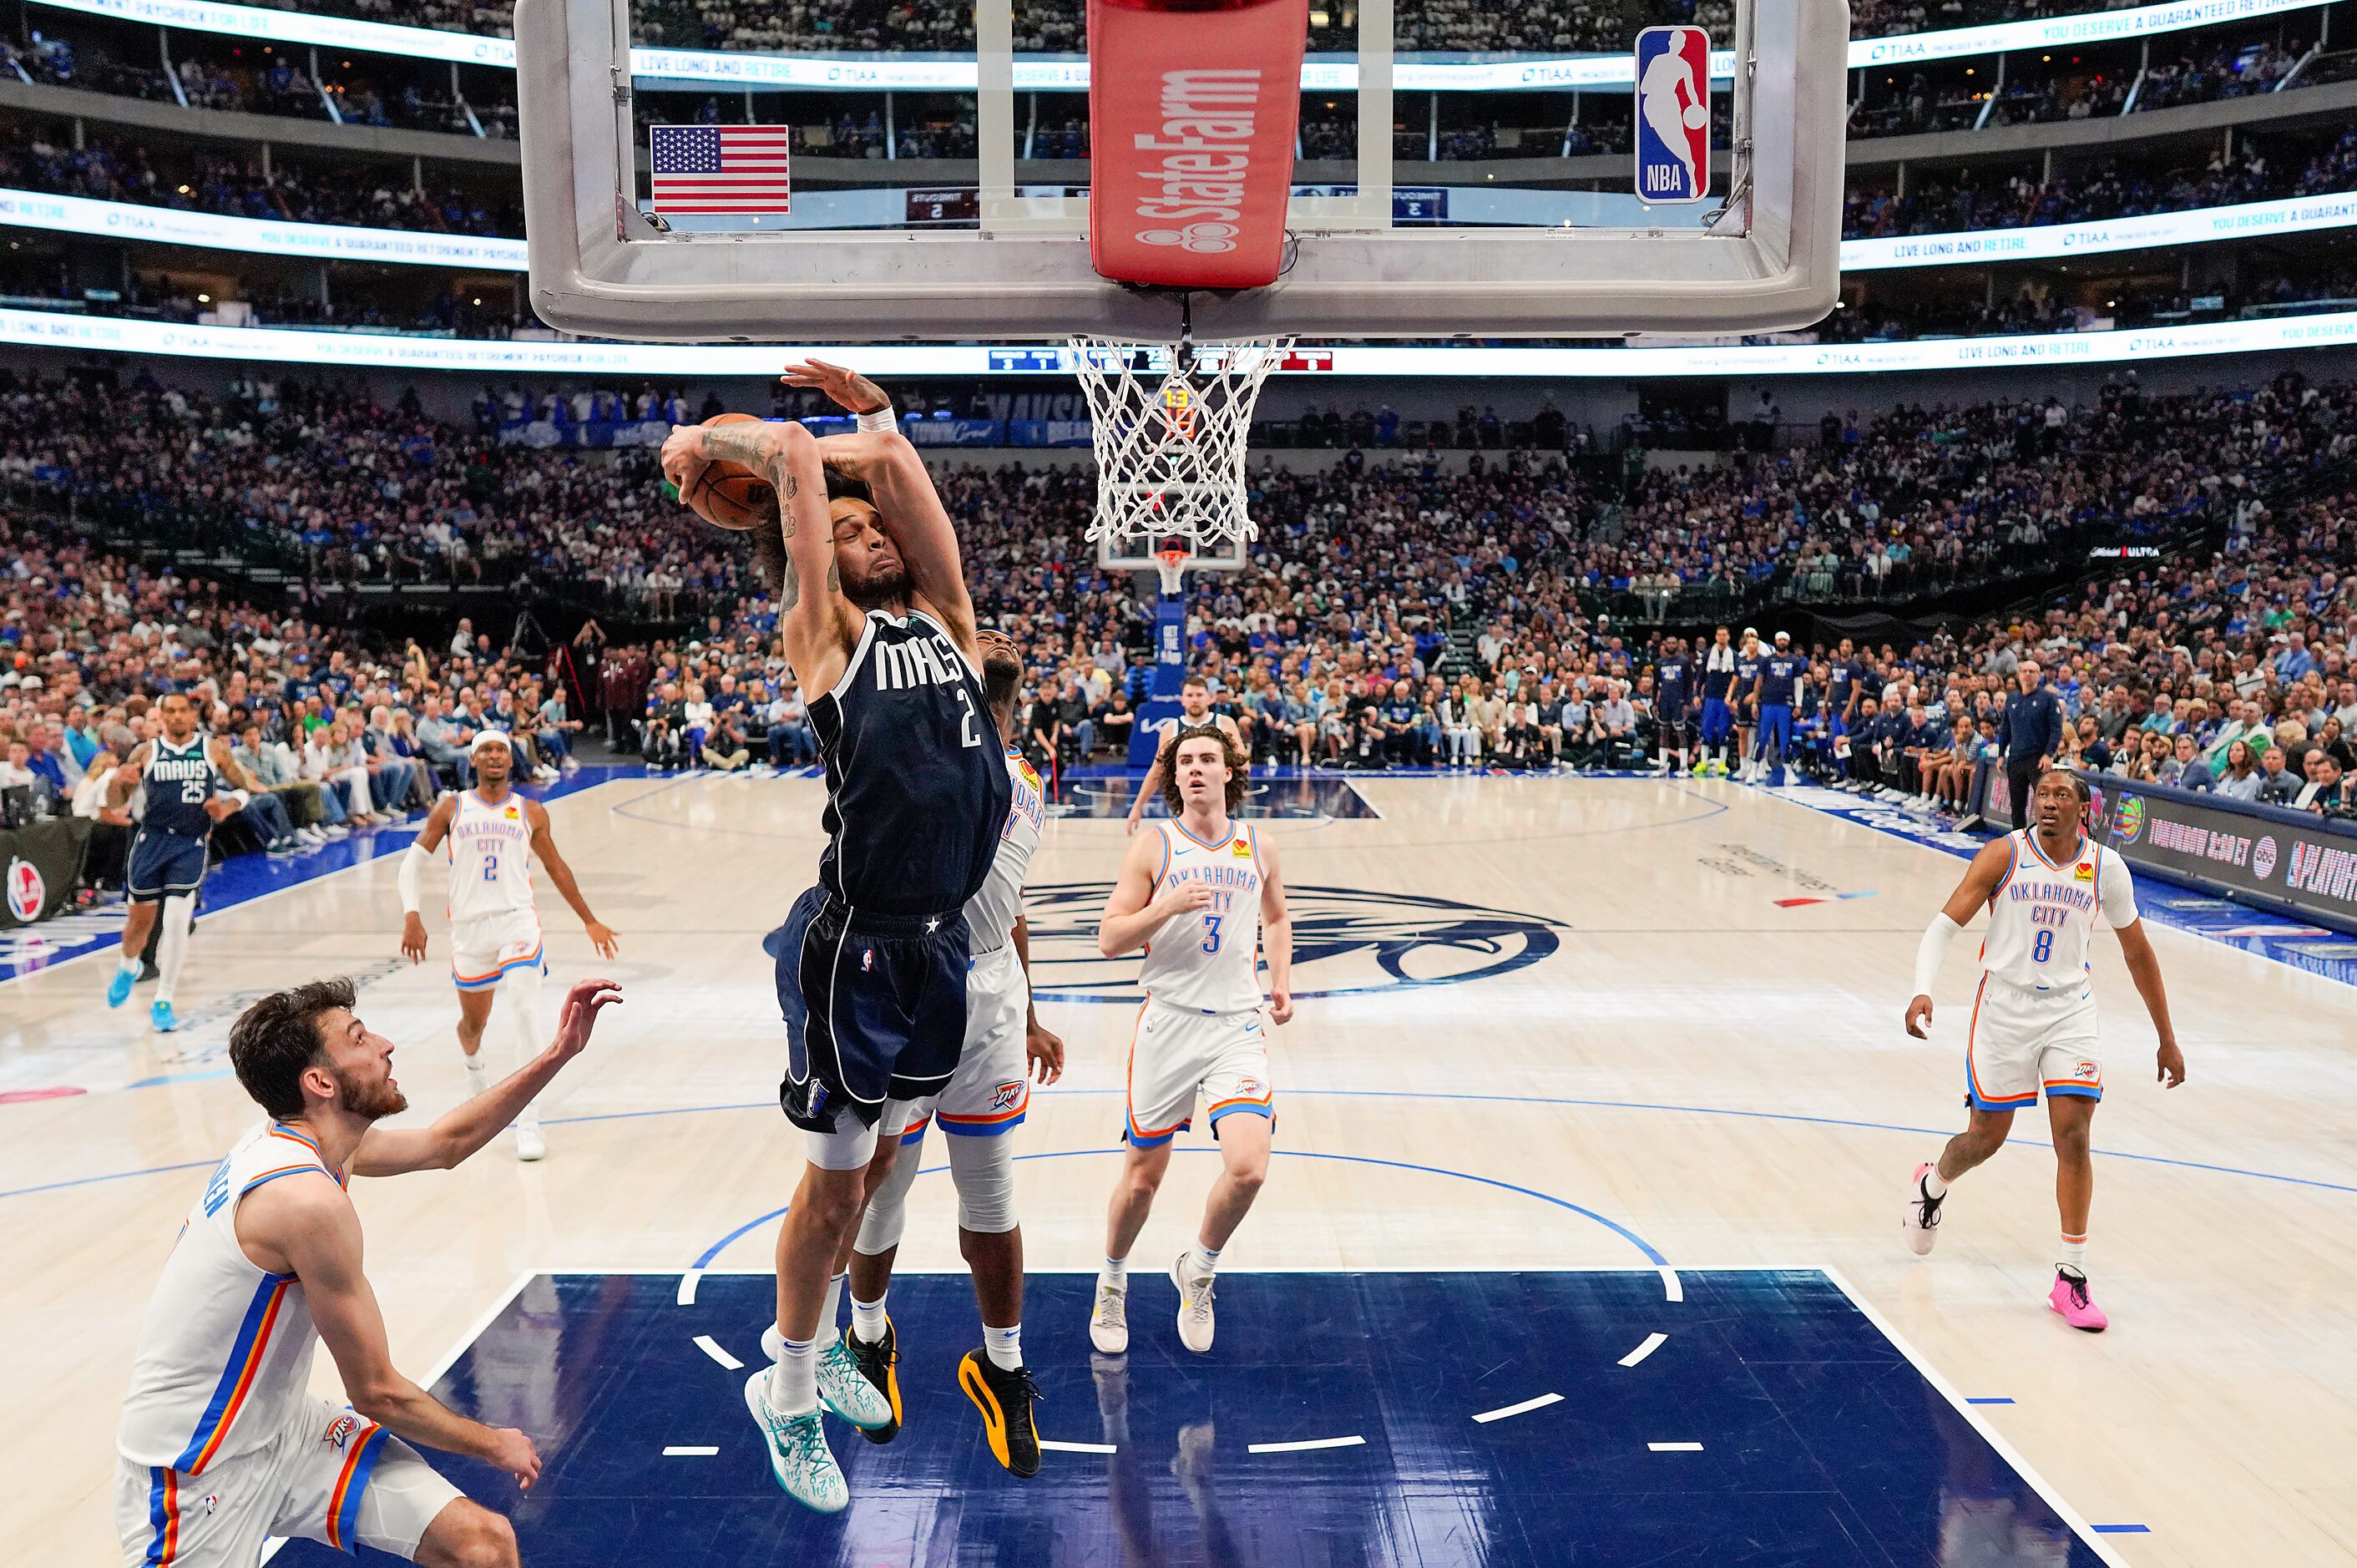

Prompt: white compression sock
[
  {"left": 118, "top": 954, "right": 142, "bottom": 978},
  {"left": 767, "top": 1336, "right": 817, "bottom": 1416},
  {"left": 851, "top": 1292, "right": 888, "bottom": 1344},
  {"left": 499, "top": 963, "right": 545, "bottom": 1124},
  {"left": 984, "top": 1323, "right": 1023, "bottom": 1371},
  {"left": 1100, "top": 1255, "right": 1128, "bottom": 1289},
  {"left": 1187, "top": 1242, "right": 1221, "bottom": 1278},
  {"left": 1920, "top": 1167, "right": 1949, "bottom": 1200},
  {"left": 816, "top": 1272, "right": 847, "bottom": 1349},
  {"left": 153, "top": 894, "right": 196, "bottom": 1005},
  {"left": 2059, "top": 1233, "right": 2088, "bottom": 1276}
]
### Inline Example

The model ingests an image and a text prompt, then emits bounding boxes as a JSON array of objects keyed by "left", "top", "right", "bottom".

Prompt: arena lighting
[
  {"left": 18, "top": 0, "right": 2332, "bottom": 88},
  {"left": 3, "top": 304, "right": 2352, "bottom": 377}
]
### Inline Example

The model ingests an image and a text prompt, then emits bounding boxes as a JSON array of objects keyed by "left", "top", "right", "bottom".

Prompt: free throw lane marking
[
  {"left": 1658, "top": 1267, "right": 1684, "bottom": 1302},
  {"left": 1649, "top": 1441, "right": 1705, "bottom": 1452},
  {"left": 675, "top": 1269, "right": 703, "bottom": 1306},
  {"left": 692, "top": 1334, "right": 743, "bottom": 1370},
  {"left": 662, "top": 1445, "right": 719, "bottom": 1457},
  {"left": 1619, "top": 1332, "right": 1668, "bottom": 1368},
  {"left": 1038, "top": 1439, "right": 1118, "bottom": 1454},
  {"left": 1474, "top": 1393, "right": 1564, "bottom": 1424},
  {"left": 1249, "top": 1435, "right": 1367, "bottom": 1454}
]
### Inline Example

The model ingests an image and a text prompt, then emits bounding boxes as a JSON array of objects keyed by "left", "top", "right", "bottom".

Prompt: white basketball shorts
[
  {"left": 451, "top": 908, "right": 544, "bottom": 993},
  {"left": 114, "top": 1396, "right": 463, "bottom": 1567},
  {"left": 1123, "top": 997, "right": 1273, "bottom": 1149},
  {"left": 883, "top": 941, "right": 1031, "bottom": 1146},
  {"left": 1963, "top": 973, "right": 2103, "bottom": 1114}
]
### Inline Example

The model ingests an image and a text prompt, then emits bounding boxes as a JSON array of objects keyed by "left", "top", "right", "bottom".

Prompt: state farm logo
[{"left": 2253, "top": 836, "right": 2279, "bottom": 882}]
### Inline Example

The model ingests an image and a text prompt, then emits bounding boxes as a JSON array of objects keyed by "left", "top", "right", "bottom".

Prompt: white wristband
[
  {"left": 1912, "top": 913, "right": 1962, "bottom": 999},
  {"left": 856, "top": 404, "right": 898, "bottom": 434}
]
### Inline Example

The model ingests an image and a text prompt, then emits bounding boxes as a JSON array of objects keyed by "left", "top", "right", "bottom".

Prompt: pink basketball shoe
[
  {"left": 1902, "top": 1162, "right": 1945, "bottom": 1257},
  {"left": 2047, "top": 1269, "right": 2108, "bottom": 1332}
]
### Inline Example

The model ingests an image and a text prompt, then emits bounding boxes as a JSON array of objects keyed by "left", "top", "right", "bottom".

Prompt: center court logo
[{"left": 1022, "top": 883, "right": 1566, "bottom": 1003}]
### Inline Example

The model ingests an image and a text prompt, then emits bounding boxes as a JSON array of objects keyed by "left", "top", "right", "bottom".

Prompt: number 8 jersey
[
  {"left": 1140, "top": 820, "right": 1266, "bottom": 1014},
  {"left": 1980, "top": 828, "right": 2137, "bottom": 993},
  {"left": 444, "top": 789, "right": 536, "bottom": 922}
]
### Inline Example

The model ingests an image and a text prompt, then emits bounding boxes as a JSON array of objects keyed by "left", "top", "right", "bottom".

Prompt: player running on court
[
  {"left": 1125, "top": 675, "right": 1243, "bottom": 834},
  {"left": 397, "top": 731, "right": 618, "bottom": 1161},
  {"left": 104, "top": 693, "right": 266, "bottom": 1033},
  {"left": 1903, "top": 768, "right": 2186, "bottom": 1330},
  {"left": 114, "top": 973, "right": 621, "bottom": 1568},
  {"left": 1093, "top": 723, "right": 1292, "bottom": 1356},
  {"left": 662, "top": 358, "right": 1013, "bottom": 1515},
  {"left": 817, "top": 628, "right": 1065, "bottom": 1477}
]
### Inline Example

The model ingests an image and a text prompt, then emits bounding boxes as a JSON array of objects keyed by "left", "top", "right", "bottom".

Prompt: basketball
[{"left": 677, "top": 412, "right": 776, "bottom": 531}]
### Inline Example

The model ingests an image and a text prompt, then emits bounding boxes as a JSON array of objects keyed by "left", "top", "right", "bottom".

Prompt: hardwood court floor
[{"left": 3, "top": 772, "right": 2353, "bottom": 1565}]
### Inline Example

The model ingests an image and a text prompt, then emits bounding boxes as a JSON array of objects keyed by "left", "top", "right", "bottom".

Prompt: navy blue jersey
[
  {"left": 812, "top": 609, "right": 1013, "bottom": 918},
  {"left": 1828, "top": 660, "right": 1858, "bottom": 715},
  {"left": 1656, "top": 660, "right": 1690, "bottom": 720},
  {"left": 1735, "top": 656, "right": 1763, "bottom": 705},
  {"left": 138, "top": 736, "right": 225, "bottom": 838},
  {"left": 1701, "top": 650, "right": 1737, "bottom": 702},
  {"left": 1762, "top": 654, "right": 1804, "bottom": 706}
]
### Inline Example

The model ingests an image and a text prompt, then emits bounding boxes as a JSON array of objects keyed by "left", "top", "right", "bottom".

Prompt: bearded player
[
  {"left": 791, "top": 628, "right": 1065, "bottom": 1479},
  {"left": 397, "top": 731, "right": 618, "bottom": 1161},
  {"left": 1902, "top": 769, "right": 2185, "bottom": 1330},
  {"left": 662, "top": 358, "right": 1013, "bottom": 1514},
  {"left": 1093, "top": 724, "right": 1292, "bottom": 1357},
  {"left": 114, "top": 974, "right": 620, "bottom": 1568}
]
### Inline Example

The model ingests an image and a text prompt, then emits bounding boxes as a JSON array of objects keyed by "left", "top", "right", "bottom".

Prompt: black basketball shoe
[
  {"left": 958, "top": 1349, "right": 1043, "bottom": 1478},
  {"left": 846, "top": 1319, "right": 903, "bottom": 1444}
]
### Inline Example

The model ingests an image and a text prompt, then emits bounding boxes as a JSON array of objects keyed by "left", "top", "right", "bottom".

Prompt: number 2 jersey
[
  {"left": 443, "top": 788, "right": 535, "bottom": 923},
  {"left": 812, "top": 609, "right": 1013, "bottom": 918},
  {"left": 1139, "top": 819, "right": 1266, "bottom": 1014},
  {"left": 1981, "top": 828, "right": 2137, "bottom": 992}
]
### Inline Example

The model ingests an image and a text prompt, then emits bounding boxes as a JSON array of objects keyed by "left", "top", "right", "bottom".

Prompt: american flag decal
[{"left": 650, "top": 125, "right": 793, "bottom": 215}]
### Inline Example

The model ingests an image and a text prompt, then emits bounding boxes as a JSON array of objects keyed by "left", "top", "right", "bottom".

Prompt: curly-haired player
[{"left": 1090, "top": 724, "right": 1292, "bottom": 1358}]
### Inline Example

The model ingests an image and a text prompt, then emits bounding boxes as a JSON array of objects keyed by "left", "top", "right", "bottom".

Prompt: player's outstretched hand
[
  {"left": 2156, "top": 1037, "right": 2187, "bottom": 1088},
  {"left": 552, "top": 979, "right": 624, "bottom": 1060},
  {"left": 1025, "top": 1016, "right": 1065, "bottom": 1085},
  {"left": 1268, "top": 989, "right": 1294, "bottom": 1025},
  {"left": 1904, "top": 994, "right": 1934, "bottom": 1039},
  {"left": 584, "top": 918, "right": 620, "bottom": 960},
  {"left": 400, "top": 913, "right": 428, "bottom": 964},
  {"left": 483, "top": 1427, "right": 542, "bottom": 1490},
  {"left": 781, "top": 358, "right": 889, "bottom": 417}
]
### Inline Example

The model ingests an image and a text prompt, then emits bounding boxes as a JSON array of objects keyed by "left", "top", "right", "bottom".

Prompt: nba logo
[
  {"left": 4, "top": 857, "right": 43, "bottom": 923},
  {"left": 1633, "top": 27, "right": 1711, "bottom": 205}
]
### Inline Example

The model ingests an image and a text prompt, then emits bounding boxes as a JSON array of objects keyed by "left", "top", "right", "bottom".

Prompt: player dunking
[
  {"left": 1903, "top": 769, "right": 2186, "bottom": 1329},
  {"left": 397, "top": 731, "right": 617, "bottom": 1161},
  {"left": 662, "top": 359, "right": 1013, "bottom": 1515},
  {"left": 1125, "top": 675, "right": 1243, "bottom": 834},
  {"left": 817, "top": 628, "right": 1065, "bottom": 1477},
  {"left": 114, "top": 973, "right": 620, "bottom": 1568},
  {"left": 1092, "top": 724, "right": 1292, "bottom": 1356},
  {"left": 105, "top": 694, "right": 266, "bottom": 1033}
]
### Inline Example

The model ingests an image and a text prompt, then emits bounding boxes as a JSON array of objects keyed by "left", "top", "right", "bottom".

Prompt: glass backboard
[{"left": 516, "top": 0, "right": 1846, "bottom": 343}]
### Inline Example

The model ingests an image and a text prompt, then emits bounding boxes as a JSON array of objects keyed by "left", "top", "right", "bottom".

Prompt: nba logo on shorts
[{"left": 1633, "top": 27, "right": 1712, "bottom": 205}]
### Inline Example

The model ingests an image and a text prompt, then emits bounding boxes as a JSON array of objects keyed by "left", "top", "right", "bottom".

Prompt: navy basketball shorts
[
  {"left": 126, "top": 830, "right": 209, "bottom": 904},
  {"left": 768, "top": 886, "right": 972, "bottom": 1135}
]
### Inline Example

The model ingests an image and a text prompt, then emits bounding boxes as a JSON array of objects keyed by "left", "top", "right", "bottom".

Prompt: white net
[{"left": 1069, "top": 335, "right": 1291, "bottom": 552}]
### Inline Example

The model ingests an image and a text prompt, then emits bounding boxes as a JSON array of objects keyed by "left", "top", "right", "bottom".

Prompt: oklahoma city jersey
[
  {"left": 1982, "top": 829, "right": 2137, "bottom": 992},
  {"left": 118, "top": 1122, "right": 341, "bottom": 1469},
  {"left": 965, "top": 746, "right": 1045, "bottom": 952},
  {"left": 1140, "top": 819, "right": 1265, "bottom": 1014},
  {"left": 444, "top": 789, "right": 535, "bottom": 921}
]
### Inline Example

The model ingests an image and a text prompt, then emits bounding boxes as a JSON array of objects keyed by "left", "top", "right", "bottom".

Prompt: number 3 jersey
[
  {"left": 443, "top": 789, "right": 536, "bottom": 922},
  {"left": 1140, "top": 819, "right": 1266, "bottom": 1014},
  {"left": 1980, "top": 829, "right": 2137, "bottom": 992}
]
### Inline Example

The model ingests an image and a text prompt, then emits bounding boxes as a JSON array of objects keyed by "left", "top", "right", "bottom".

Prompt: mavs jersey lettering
[
  {"left": 813, "top": 610, "right": 1014, "bottom": 917},
  {"left": 139, "top": 737, "right": 225, "bottom": 838},
  {"left": 1656, "top": 659, "right": 1690, "bottom": 721},
  {"left": 1761, "top": 654, "right": 1803, "bottom": 707},
  {"left": 1734, "top": 653, "right": 1763, "bottom": 705}
]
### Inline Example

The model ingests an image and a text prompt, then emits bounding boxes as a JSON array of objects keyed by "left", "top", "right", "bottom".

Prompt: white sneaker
[
  {"left": 1171, "top": 1253, "right": 1216, "bottom": 1354},
  {"left": 514, "top": 1120, "right": 545, "bottom": 1161},
  {"left": 296, "top": 825, "right": 326, "bottom": 845},
  {"left": 463, "top": 1055, "right": 489, "bottom": 1099},
  {"left": 814, "top": 1338, "right": 894, "bottom": 1429},
  {"left": 1090, "top": 1282, "right": 1129, "bottom": 1355},
  {"left": 1904, "top": 1161, "right": 1944, "bottom": 1257},
  {"left": 323, "top": 824, "right": 351, "bottom": 839},
  {"left": 743, "top": 1370, "right": 849, "bottom": 1514}
]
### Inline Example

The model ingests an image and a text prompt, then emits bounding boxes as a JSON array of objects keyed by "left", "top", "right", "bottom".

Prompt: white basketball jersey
[
  {"left": 1980, "top": 829, "right": 2137, "bottom": 992},
  {"left": 965, "top": 746, "right": 1045, "bottom": 953},
  {"left": 1138, "top": 818, "right": 1266, "bottom": 1014},
  {"left": 117, "top": 1121, "right": 338, "bottom": 1469},
  {"left": 444, "top": 788, "right": 535, "bottom": 922}
]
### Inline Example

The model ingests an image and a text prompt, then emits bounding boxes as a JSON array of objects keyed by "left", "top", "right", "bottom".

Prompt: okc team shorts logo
[
  {"left": 989, "top": 1080, "right": 1023, "bottom": 1112},
  {"left": 2253, "top": 835, "right": 2279, "bottom": 881},
  {"left": 2071, "top": 1060, "right": 2098, "bottom": 1080},
  {"left": 322, "top": 1413, "right": 359, "bottom": 1450}
]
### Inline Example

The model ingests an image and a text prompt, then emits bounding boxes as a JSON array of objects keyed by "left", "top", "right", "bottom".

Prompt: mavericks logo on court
[
  {"left": 1022, "top": 883, "right": 1566, "bottom": 1003},
  {"left": 4, "top": 857, "right": 43, "bottom": 923}
]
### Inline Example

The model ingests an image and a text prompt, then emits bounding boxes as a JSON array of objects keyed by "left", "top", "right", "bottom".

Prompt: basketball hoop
[
  {"left": 1070, "top": 334, "right": 1290, "bottom": 553},
  {"left": 1155, "top": 548, "right": 1190, "bottom": 597}
]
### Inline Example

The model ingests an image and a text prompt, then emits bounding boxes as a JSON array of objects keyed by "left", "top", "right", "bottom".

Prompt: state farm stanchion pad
[{"left": 1086, "top": 0, "right": 1307, "bottom": 289}]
